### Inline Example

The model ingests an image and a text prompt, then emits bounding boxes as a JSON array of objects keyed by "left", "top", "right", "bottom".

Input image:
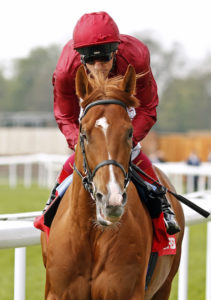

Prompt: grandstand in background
[{"left": 0, "top": 112, "right": 56, "bottom": 127}]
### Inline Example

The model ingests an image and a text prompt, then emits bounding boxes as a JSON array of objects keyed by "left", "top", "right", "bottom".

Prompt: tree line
[{"left": 0, "top": 34, "right": 210, "bottom": 133}]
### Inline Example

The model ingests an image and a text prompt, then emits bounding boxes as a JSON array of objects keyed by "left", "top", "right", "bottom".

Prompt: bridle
[{"left": 74, "top": 99, "right": 132, "bottom": 199}]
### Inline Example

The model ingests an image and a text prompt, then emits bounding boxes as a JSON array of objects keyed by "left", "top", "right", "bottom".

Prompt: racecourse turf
[{"left": 0, "top": 184, "right": 207, "bottom": 299}]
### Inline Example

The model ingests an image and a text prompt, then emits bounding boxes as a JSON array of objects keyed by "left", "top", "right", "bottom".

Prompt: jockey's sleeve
[
  {"left": 132, "top": 110, "right": 156, "bottom": 144},
  {"left": 132, "top": 68, "right": 158, "bottom": 144},
  {"left": 53, "top": 71, "right": 80, "bottom": 150},
  {"left": 116, "top": 36, "right": 159, "bottom": 145},
  {"left": 52, "top": 40, "right": 81, "bottom": 150}
]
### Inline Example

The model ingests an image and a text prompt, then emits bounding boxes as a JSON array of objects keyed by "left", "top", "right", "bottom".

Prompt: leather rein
[{"left": 74, "top": 99, "right": 132, "bottom": 199}]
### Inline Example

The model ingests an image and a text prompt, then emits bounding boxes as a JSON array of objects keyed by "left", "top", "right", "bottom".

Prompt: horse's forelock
[{"left": 80, "top": 74, "right": 139, "bottom": 109}]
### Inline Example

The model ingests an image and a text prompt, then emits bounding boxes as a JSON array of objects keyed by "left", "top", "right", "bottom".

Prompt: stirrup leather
[{"left": 43, "top": 182, "right": 60, "bottom": 213}]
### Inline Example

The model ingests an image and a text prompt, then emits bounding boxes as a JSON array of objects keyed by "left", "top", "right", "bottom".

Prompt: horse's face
[
  {"left": 81, "top": 104, "right": 133, "bottom": 226},
  {"left": 76, "top": 65, "right": 138, "bottom": 226}
]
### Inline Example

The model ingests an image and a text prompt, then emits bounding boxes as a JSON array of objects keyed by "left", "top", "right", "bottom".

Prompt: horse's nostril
[
  {"left": 96, "top": 192, "right": 103, "bottom": 202},
  {"left": 105, "top": 205, "right": 123, "bottom": 218},
  {"left": 122, "top": 192, "right": 127, "bottom": 206}
]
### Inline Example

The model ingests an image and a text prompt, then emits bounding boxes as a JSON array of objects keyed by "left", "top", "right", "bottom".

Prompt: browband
[{"left": 80, "top": 99, "right": 127, "bottom": 120}]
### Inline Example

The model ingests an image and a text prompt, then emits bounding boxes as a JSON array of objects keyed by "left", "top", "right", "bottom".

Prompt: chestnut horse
[{"left": 41, "top": 65, "right": 184, "bottom": 300}]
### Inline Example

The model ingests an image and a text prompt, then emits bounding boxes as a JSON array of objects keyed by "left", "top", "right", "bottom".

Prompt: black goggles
[{"left": 82, "top": 52, "right": 113, "bottom": 65}]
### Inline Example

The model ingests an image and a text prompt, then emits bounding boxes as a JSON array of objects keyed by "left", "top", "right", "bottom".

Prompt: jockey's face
[{"left": 86, "top": 52, "right": 115, "bottom": 78}]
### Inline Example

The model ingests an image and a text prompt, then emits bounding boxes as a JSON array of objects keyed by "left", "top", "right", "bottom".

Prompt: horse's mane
[{"left": 80, "top": 72, "right": 140, "bottom": 109}]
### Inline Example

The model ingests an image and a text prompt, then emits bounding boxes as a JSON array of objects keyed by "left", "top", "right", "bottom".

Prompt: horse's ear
[
  {"left": 122, "top": 65, "right": 136, "bottom": 95},
  {"left": 75, "top": 65, "right": 92, "bottom": 99}
]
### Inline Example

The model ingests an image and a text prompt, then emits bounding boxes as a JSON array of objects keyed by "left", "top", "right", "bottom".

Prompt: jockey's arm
[
  {"left": 132, "top": 68, "right": 158, "bottom": 145},
  {"left": 53, "top": 71, "right": 80, "bottom": 151}
]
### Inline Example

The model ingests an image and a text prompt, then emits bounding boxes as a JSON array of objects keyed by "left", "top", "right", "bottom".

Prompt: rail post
[
  {"left": 178, "top": 226, "right": 189, "bottom": 300},
  {"left": 14, "top": 247, "right": 26, "bottom": 300},
  {"left": 206, "top": 221, "right": 211, "bottom": 300},
  {"left": 9, "top": 164, "right": 17, "bottom": 188}
]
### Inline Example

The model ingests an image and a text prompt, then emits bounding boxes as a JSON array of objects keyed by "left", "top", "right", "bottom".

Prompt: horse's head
[{"left": 75, "top": 65, "right": 139, "bottom": 226}]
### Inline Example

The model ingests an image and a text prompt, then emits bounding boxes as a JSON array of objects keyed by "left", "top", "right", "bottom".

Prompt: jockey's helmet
[{"left": 73, "top": 12, "right": 120, "bottom": 64}]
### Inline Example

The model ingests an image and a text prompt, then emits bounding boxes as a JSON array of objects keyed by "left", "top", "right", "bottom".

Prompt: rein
[
  {"left": 74, "top": 99, "right": 132, "bottom": 198},
  {"left": 131, "top": 163, "right": 210, "bottom": 218}
]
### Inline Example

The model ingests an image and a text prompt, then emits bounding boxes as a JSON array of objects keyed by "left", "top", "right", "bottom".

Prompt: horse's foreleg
[
  {"left": 128, "top": 280, "right": 146, "bottom": 300},
  {"left": 41, "top": 231, "right": 48, "bottom": 267},
  {"left": 150, "top": 279, "right": 172, "bottom": 300},
  {"left": 130, "top": 288, "right": 145, "bottom": 300},
  {"left": 46, "top": 291, "right": 56, "bottom": 300},
  {"left": 150, "top": 247, "right": 182, "bottom": 300},
  {"left": 130, "top": 294, "right": 145, "bottom": 300},
  {"left": 45, "top": 275, "right": 57, "bottom": 300}
]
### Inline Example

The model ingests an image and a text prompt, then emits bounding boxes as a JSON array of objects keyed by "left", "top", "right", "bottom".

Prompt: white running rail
[
  {"left": 0, "top": 153, "right": 67, "bottom": 188},
  {"left": 0, "top": 191, "right": 211, "bottom": 300},
  {"left": 0, "top": 154, "right": 211, "bottom": 192}
]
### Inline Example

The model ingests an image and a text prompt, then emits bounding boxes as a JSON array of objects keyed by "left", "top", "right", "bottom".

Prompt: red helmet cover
[{"left": 73, "top": 11, "right": 120, "bottom": 49}]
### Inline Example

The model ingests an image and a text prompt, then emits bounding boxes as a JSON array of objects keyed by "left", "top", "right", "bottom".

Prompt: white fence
[
  {"left": 0, "top": 153, "right": 67, "bottom": 188},
  {"left": 0, "top": 154, "right": 211, "bottom": 192},
  {"left": 0, "top": 212, "right": 40, "bottom": 300},
  {"left": 1, "top": 155, "right": 211, "bottom": 299},
  {"left": 155, "top": 161, "right": 211, "bottom": 194}
]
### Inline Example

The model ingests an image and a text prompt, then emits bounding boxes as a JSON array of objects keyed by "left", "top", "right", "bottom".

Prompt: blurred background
[{"left": 0, "top": 0, "right": 211, "bottom": 162}]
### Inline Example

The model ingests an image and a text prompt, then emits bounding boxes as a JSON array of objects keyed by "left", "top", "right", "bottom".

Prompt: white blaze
[
  {"left": 108, "top": 164, "right": 121, "bottom": 192},
  {"left": 95, "top": 116, "right": 122, "bottom": 204},
  {"left": 108, "top": 163, "right": 122, "bottom": 205},
  {"left": 95, "top": 117, "right": 109, "bottom": 136}
]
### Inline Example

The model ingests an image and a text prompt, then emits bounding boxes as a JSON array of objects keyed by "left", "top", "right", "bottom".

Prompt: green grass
[
  {"left": 0, "top": 185, "right": 207, "bottom": 299},
  {"left": 0, "top": 184, "right": 49, "bottom": 300},
  {"left": 0, "top": 184, "right": 49, "bottom": 214}
]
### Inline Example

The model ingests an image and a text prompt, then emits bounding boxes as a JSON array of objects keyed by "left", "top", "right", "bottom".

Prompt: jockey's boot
[
  {"left": 161, "top": 195, "right": 181, "bottom": 235},
  {"left": 43, "top": 181, "right": 60, "bottom": 213}
]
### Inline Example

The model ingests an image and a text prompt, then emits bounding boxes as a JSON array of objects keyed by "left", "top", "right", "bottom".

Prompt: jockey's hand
[
  {"left": 131, "top": 142, "right": 141, "bottom": 161},
  {"left": 74, "top": 144, "right": 77, "bottom": 151}
]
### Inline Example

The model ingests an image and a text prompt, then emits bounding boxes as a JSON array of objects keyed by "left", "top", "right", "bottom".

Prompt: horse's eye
[{"left": 128, "top": 128, "right": 133, "bottom": 139}]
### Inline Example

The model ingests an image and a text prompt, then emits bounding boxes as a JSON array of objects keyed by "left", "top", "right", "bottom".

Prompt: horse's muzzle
[
  {"left": 105, "top": 205, "right": 124, "bottom": 218},
  {"left": 96, "top": 191, "right": 127, "bottom": 226}
]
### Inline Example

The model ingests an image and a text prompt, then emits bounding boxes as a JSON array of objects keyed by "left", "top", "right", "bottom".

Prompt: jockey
[{"left": 46, "top": 11, "right": 180, "bottom": 235}]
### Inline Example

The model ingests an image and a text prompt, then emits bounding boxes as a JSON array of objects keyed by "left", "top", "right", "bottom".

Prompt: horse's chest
[
  {"left": 49, "top": 224, "right": 148, "bottom": 299},
  {"left": 90, "top": 240, "right": 147, "bottom": 299}
]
